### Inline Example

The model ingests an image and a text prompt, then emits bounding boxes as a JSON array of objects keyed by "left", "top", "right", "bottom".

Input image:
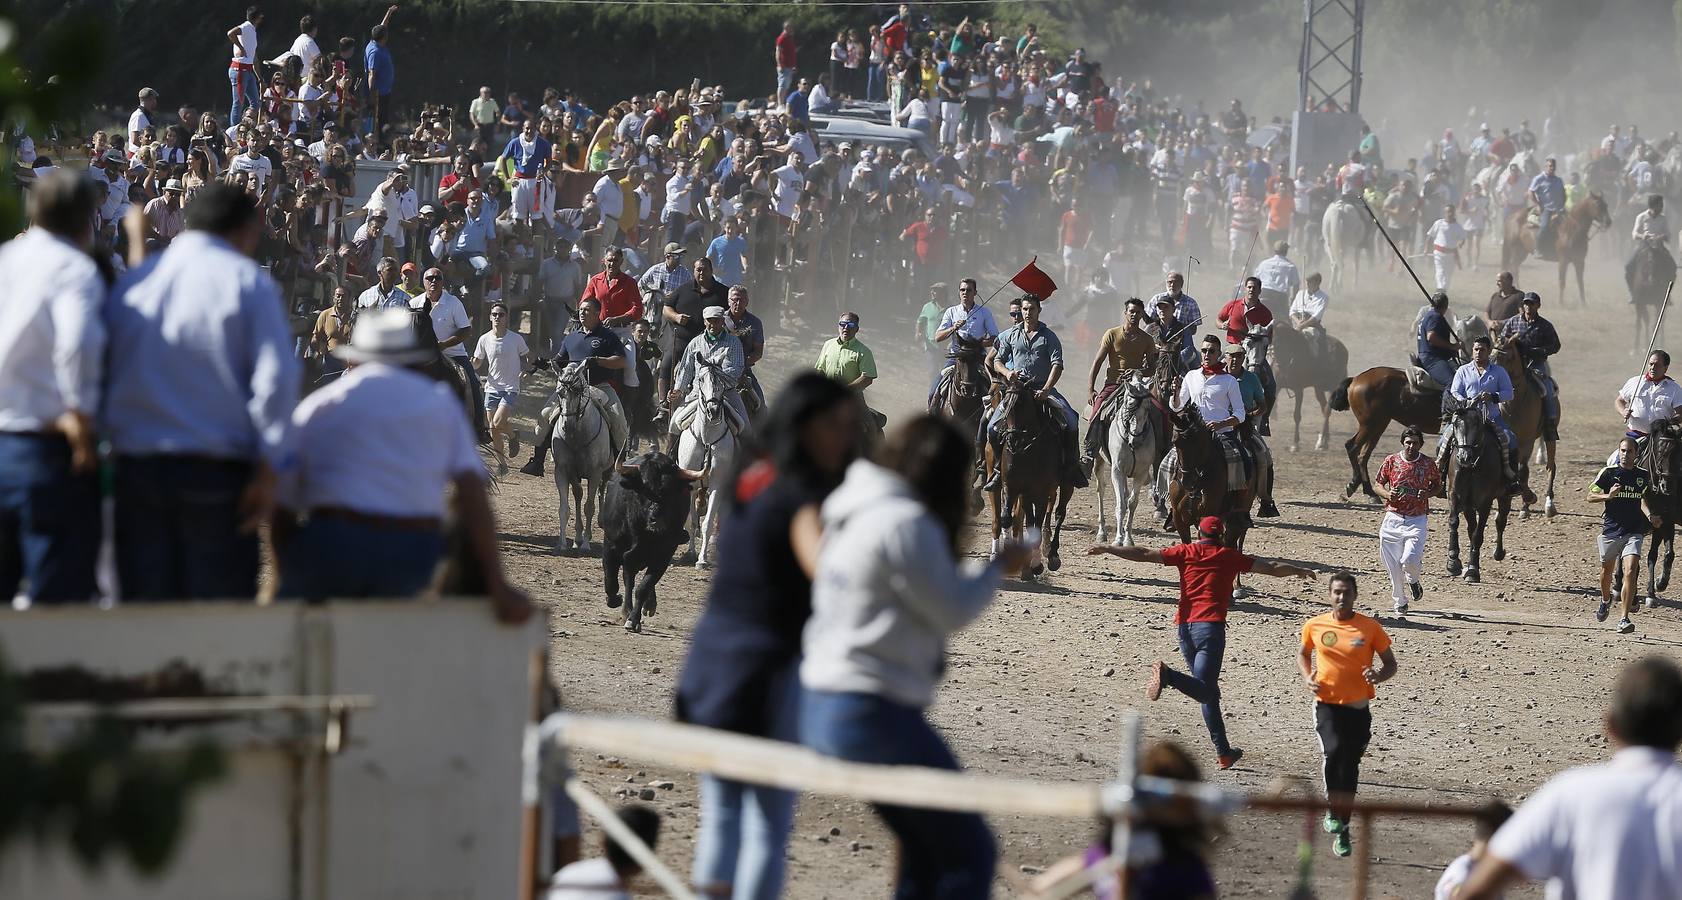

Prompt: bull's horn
[
  {"left": 677, "top": 467, "right": 706, "bottom": 481},
  {"left": 616, "top": 463, "right": 640, "bottom": 477}
]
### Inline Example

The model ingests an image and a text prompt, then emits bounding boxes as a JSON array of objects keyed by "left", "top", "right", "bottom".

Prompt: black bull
[{"left": 599, "top": 452, "right": 702, "bottom": 633}]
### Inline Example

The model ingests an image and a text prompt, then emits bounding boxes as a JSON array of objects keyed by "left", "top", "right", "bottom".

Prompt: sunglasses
[
  {"left": 424, "top": 274, "right": 441, "bottom": 281},
  {"left": 1200, "top": 347, "right": 1220, "bottom": 355},
  {"left": 1010, "top": 311, "right": 1023, "bottom": 318},
  {"left": 837, "top": 321, "right": 858, "bottom": 329}
]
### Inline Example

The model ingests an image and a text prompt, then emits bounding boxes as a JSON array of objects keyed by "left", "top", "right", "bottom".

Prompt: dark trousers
[
  {"left": 113, "top": 455, "right": 259, "bottom": 601},
  {"left": 1314, "top": 701, "right": 1372, "bottom": 823},
  {"left": 0, "top": 433, "right": 100, "bottom": 603},
  {"left": 801, "top": 690, "right": 996, "bottom": 899},
  {"left": 277, "top": 516, "right": 443, "bottom": 600},
  {"left": 1161, "top": 622, "right": 1232, "bottom": 755}
]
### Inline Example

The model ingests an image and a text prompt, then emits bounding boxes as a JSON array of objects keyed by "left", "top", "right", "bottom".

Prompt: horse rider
[
  {"left": 1626, "top": 194, "right": 1673, "bottom": 294},
  {"left": 814, "top": 310, "right": 886, "bottom": 430},
  {"left": 1486, "top": 270, "right": 1525, "bottom": 328},
  {"left": 723, "top": 285, "right": 766, "bottom": 416},
  {"left": 1528, "top": 157, "right": 1566, "bottom": 260},
  {"left": 1435, "top": 334, "right": 1520, "bottom": 495},
  {"left": 1149, "top": 272, "right": 1203, "bottom": 372},
  {"left": 1423, "top": 204, "right": 1467, "bottom": 292},
  {"left": 1615, "top": 350, "right": 1682, "bottom": 464},
  {"left": 1217, "top": 276, "right": 1276, "bottom": 435},
  {"left": 1081, "top": 297, "right": 1160, "bottom": 473},
  {"left": 1336, "top": 150, "right": 1368, "bottom": 201},
  {"left": 1253, "top": 240, "right": 1301, "bottom": 308},
  {"left": 1496, "top": 292, "right": 1562, "bottom": 442},
  {"left": 1289, "top": 272, "right": 1331, "bottom": 356},
  {"left": 1222, "top": 343, "right": 1279, "bottom": 517},
  {"left": 667, "top": 305, "right": 747, "bottom": 450},
  {"left": 931, "top": 276, "right": 1001, "bottom": 401},
  {"left": 1417, "top": 290, "right": 1460, "bottom": 390},
  {"left": 1173, "top": 334, "right": 1253, "bottom": 502},
  {"left": 981, "top": 292, "right": 1089, "bottom": 491},
  {"left": 519, "top": 296, "right": 629, "bottom": 477}
]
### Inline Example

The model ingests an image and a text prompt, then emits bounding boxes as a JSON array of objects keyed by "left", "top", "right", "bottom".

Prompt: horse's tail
[{"left": 1330, "top": 377, "right": 1353, "bottom": 411}]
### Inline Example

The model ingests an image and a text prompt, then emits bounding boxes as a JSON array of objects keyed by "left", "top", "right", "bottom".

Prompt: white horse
[
  {"left": 674, "top": 360, "right": 739, "bottom": 569},
  {"left": 1322, "top": 197, "right": 1366, "bottom": 290},
  {"left": 1094, "top": 373, "right": 1167, "bottom": 547},
  {"left": 547, "top": 362, "right": 617, "bottom": 553}
]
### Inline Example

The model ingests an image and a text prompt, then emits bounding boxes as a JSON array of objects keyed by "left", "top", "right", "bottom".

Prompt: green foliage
[
  {"left": 0, "top": 651, "right": 226, "bottom": 875},
  {"left": 0, "top": 2, "right": 109, "bottom": 233}
]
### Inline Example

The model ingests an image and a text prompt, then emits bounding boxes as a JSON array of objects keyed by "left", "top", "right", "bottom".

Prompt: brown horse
[
  {"left": 931, "top": 335, "right": 991, "bottom": 429},
  {"left": 1630, "top": 242, "right": 1675, "bottom": 357},
  {"left": 1329, "top": 315, "right": 1486, "bottom": 499},
  {"left": 1272, "top": 323, "right": 1350, "bottom": 453},
  {"left": 1442, "top": 397, "right": 1512, "bottom": 583},
  {"left": 1501, "top": 193, "right": 1612, "bottom": 305},
  {"left": 985, "top": 380, "right": 1071, "bottom": 579},
  {"left": 1490, "top": 334, "right": 1554, "bottom": 516},
  {"left": 1164, "top": 404, "right": 1259, "bottom": 550}
]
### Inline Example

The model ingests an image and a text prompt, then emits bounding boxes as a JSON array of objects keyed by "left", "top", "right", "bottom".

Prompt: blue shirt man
[
  {"left": 786, "top": 83, "right": 809, "bottom": 122},
  {"left": 991, "top": 313, "right": 1077, "bottom": 431},
  {"left": 1417, "top": 300, "right": 1457, "bottom": 386},
  {"left": 364, "top": 37, "right": 394, "bottom": 98},
  {"left": 500, "top": 133, "right": 552, "bottom": 179},
  {"left": 1445, "top": 340, "right": 1515, "bottom": 453},
  {"left": 706, "top": 230, "right": 749, "bottom": 286},
  {"left": 1529, "top": 159, "right": 1566, "bottom": 249}
]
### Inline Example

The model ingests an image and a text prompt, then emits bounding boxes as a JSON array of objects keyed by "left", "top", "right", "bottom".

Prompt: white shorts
[
  {"left": 511, "top": 177, "right": 540, "bottom": 219},
  {"left": 1599, "top": 533, "right": 1644, "bottom": 564},
  {"left": 1062, "top": 245, "right": 1086, "bottom": 270}
]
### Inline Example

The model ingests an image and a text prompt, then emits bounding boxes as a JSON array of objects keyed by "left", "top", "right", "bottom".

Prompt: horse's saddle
[
  {"left": 669, "top": 391, "right": 748, "bottom": 436},
  {"left": 1407, "top": 355, "right": 1448, "bottom": 394}
]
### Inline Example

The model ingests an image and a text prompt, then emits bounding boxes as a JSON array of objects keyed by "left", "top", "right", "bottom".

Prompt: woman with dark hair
[
  {"left": 800, "top": 413, "right": 1029, "bottom": 899},
  {"left": 675, "top": 372, "right": 861, "bottom": 900}
]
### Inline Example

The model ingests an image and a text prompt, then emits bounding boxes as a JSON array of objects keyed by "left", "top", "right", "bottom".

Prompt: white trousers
[
  {"left": 609, "top": 325, "right": 640, "bottom": 388},
  {"left": 939, "top": 101, "right": 962, "bottom": 145},
  {"left": 1378, "top": 510, "right": 1427, "bottom": 607},
  {"left": 1432, "top": 250, "right": 1454, "bottom": 291},
  {"left": 511, "top": 176, "right": 542, "bottom": 220}
]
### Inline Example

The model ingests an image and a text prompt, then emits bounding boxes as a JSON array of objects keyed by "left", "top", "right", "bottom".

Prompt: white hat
[
  {"left": 334, "top": 308, "right": 436, "bottom": 365},
  {"left": 162, "top": 178, "right": 185, "bottom": 193},
  {"left": 702, "top": 305, "right": 727, "bottom": 320}
]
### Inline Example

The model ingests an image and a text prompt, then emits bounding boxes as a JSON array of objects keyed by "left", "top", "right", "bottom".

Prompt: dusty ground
[{"left": 491, "top": 245, "right": 1682, "bottom": 898}]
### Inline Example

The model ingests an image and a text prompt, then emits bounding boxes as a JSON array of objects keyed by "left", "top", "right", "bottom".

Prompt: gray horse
[{"left": 546, "top": 361, "right": 618, "bottom": 553}]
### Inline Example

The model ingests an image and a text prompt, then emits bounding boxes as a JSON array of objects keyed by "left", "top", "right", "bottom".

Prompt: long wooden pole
[{"left": 1360, "top": 198, "right": 1434, "bottom": 304}]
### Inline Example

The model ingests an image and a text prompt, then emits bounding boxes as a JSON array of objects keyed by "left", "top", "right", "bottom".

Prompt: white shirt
[
  {"left": 365, "top": 185, "right": 418, "bottom": 248},
  {"left": 0, "top": 230, "right": 106, "bottom": 431},
  {"left": 230, "top": 19, "right": 258, "bottom": 65},
  {"left": 787, "top": 131, "right": 818, "bottom": 167},
  {"left": 1632, "top": 209, "right": 1669, "bottom": 243},
  {"left": 97, "top": 174, "right": 131, "bottom": 231},
  {"left": 545, "top": 857, "right": 627, "bottom": 900},
  {"left": 281, "top": 363, "right": 483, "bottom": 518},
  {"left": 273, "top": 31, "right": 320, "bottom": 71},
  {"left": 1425, "top": 218, "right": 1468, "bottom": 250},
  {"left": 592, "top": 174, "right": 624, "bottom": 220},
  {"left": 425, "top": 292, "right": 471, "bottom": 359},
  {"left": 772, "top": 164, "right": 803, "bottom": 217},
  {"left": 1175, "top": 367, "right": 1245, "bottom": 431},
  {"left": 1434, "top": 853, "right": 1484, "bottom": 900},
  {"left": 1253, "top": 254, "right": 1300, "bottom": 297},
  {"left": 1487, "top": 747, "right": 1682, "bottom": 900},
  {"left": 1619, "top": 374, "right": 1682, "bottom": 434},
  {"left": 808, "top": 82, "right": 831, "bottom": 110},
  {"left": 474, "top": 330, "right": 529, "bottom": 393},
  {"left": 1289, "top": 288, "right": 1329, "bottom": 325},
  {"left": 662, "top": 173, "right": 694, "bottom": 218},
  {"left": 127, "top": 107, "right": 151, "bottom": 141},
  {"left": 229, "top": 152, "right": 273, "bottom": 192}
]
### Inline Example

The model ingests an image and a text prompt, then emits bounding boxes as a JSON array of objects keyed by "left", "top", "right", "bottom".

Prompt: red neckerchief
[{"left": 1201, "top": 361, "right": 1226, "bottom": 377}]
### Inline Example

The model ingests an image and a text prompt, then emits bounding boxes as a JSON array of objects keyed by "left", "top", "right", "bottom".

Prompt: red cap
[{"left": 1197, "top": 516, "right": 1224, "bottom": 536}]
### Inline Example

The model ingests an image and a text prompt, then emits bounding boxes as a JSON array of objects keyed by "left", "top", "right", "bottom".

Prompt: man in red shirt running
[{"left": 1089, "top": 516, "right": 1317, "bottom": 768}]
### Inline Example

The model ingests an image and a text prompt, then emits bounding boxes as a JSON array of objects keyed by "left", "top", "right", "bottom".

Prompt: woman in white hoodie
[{"left": 801, "top": 414, "right": 1029, "bottom": 899}]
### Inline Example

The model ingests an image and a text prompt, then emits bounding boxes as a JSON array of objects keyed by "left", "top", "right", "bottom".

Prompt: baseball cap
[
  {"left": 1198, "top": 516, "right": 1224, "bottom": 536},
  {"left": 1521, "top": 291, "right": 1541, "bottom": 306},
  {"left": 401, "top": 262, "right": 418, "bottom": 274},
  {"left": 663, "top": 241, "right": 685, "bottom": 256}
]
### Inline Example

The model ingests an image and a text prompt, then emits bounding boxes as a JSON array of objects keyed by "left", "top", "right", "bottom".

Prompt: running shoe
[
  {"left": 1322, "top": 813, "right": 1343, "bottom": 834},
  {"left": 1217, "top": 747, "right": 1244, "bottom": 770},
  {"left": 1146, "top": 661, "right": 1164, "bottom": 702},
  {"left": 1393, "top": 603, "right": 1409, "bottom": 617},
  {"left": 1596, "top": 599, "right": 1611, "bottom": 622},
  {"left": 1332, "top": 827, "right": 1353, "bottom": 858},
  {"left": 1409, "top": 580, "right": 1423, "bottom": 604},
  {"left": 1617, "top": 617, "right": 1636, "bottom": 634}
]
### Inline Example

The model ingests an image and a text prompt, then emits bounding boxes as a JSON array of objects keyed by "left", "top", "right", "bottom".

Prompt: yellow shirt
[{"left": 1097, "top": 326, "right": 1159, "bottom": 384}]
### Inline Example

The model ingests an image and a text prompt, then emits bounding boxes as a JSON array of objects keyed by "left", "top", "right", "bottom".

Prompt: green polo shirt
[
  {"left": 816, "top": 337, "right": 878, "bottom": 384},
  {"left": 917, "top": 299, "right": 943, "bottom": 343}
]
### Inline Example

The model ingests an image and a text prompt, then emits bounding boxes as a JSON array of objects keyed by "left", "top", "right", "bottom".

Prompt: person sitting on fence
[{"left": 546, "top": 804, "right": 661, "bottom": 900}]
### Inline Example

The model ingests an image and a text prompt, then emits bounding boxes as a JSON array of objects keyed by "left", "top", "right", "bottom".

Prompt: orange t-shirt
[
  {"left": 1265, "top": 193, "right": 1295, "bottom": 231},
  {"left": 1301, "top": 612, "right": 1391, "bottom": 705}
]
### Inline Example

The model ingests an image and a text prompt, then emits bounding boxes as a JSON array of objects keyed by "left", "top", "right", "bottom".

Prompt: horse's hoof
[
  {"left": 605, "top": 594, "right": 623, "bottom": 609},
  {"left": 1464, "top": 569, "right": 1480, "bottom": 584},
  {"left": 1094, "top": 529, "right": 1108, "bottom": 543},
  {"left": 1018, "top": 569, "right": 1036, "bottom": 583},
  {"left": 1047, "top": 555, "right": 1062, "bottom": 572},
  {"left": 624, "top": 618, "right": 641, "bottom": 634},
  {"left": 1493, "top": 547, "right": 1506, "bottom": 561},
  {"left": 1315, "top": 437, "right": 1327, "bottom": 451},
  {"left": 1646, "top": 595, "right": 1661, "bottom": 610},
  {"left": 1446, "top": 560, "right": 1462, "bottom": 577},
  {"left": 1233, "top": 585, "right": 1250, "bottom": 599},
  {"left": 1545, "top": 500, "right": 1558, "bottom": 518},
  {"left": 644, "top": 596, "right": 659, "bottom": 616},
  {"left": 1030, "top": 562, "right": 1045, "bottom": 576},
  {"left": 697, "top": 559, "right": 712, "bottom": 570}
]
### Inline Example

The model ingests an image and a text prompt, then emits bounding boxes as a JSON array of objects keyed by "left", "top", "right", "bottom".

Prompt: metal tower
[{"left": 1297, "top": 0, "right": 1365, "bottom": 114}]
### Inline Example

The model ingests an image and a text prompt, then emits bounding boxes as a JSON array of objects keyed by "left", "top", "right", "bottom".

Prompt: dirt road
[{"left": 494, "top": 252, "right": 1680, "bottom": 898}]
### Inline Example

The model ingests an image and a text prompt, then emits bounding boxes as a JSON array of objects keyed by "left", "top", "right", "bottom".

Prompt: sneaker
[
  {"left": 1617, "top": 617, "right": 1636, "bottom": 634},
  {"left": 1146, "top": 661, "right": 1164, "bottom": 702},
  {"left": 1393, "top": 603, "right": 1409, "bottom": 617},
  {"left": 1331, "top": 827, "right": 1353, "bottom": 858},
  {"left": 1409, "top": 580, "right": 1423, "bottom": 604},
  {"left": 1217, "top": 747, "right": 1244, "bottom": 770},
  {"left": 1322, "top": 813, "right": 1343, "bottom": 834},
  {"left": 1595, "top": 599, "right": 1611, "bottom": 623}
]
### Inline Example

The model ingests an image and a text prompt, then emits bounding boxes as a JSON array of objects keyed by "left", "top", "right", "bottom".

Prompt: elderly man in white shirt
[
  {"left": 1252, "top": 241, "right": 1301, "bottom": 307},
  {"left": 273, "top": 308, "right": 530, "bottom": 622},
  {"left": 364, "top": 168, "right": 418, "bottom": 262},
  {"left": 1459, "top": 656, "right": 1682, "bottom": 900},
  {"left": 1173, "top": 335, "right": 1251, "bottom": 492},
  {"left": 1613, "top": 349, "right": 1682, "bottom": 463},
  {"left": 0, "top": 172, "right": 106, "bottom": 604},
  {"left": 1289, "top": 272, "right": 1331, "bottom": 354}
]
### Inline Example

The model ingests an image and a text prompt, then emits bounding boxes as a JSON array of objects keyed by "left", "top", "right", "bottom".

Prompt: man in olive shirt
[{"left": 1082, "top": 297, "right": 1159, "bottom": 470}]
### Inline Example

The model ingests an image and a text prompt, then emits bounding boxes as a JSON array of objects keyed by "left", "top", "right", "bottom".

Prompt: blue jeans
[
  {"left": 1422, "top": 356, "right": 1456, "bottom": 388},
  {"left": 276, "top": 516, "right": 444, "bottom": 600},
  {"left": 0, "top": 433, "right": 100, "bottom": 603},
  {"left": 113, "top": 455, "right": 259, "bottom": 601},
  {"left": 228, "top": 66, "right": 258, "bottom": 125},
  {"left": 693, "top": 665, "right": 800, "bottom": 900},
  {"left": 801, "top": 690, "right": 996, "bottom": 900},
  {"left": 867, "top": 64, "right": 886, "bottom": 101},
  {"left": 1161, "top": 622, "right": 1232, "bottom": 756}
]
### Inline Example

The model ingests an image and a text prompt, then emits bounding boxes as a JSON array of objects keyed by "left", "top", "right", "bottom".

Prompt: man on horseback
[
  {"left": 1172, "top": 335, "right": 1252, "bottom": 508},
  {"left": 667, "top": 305, "right": 748, "bottom": 448},
  {"left": 1486, "top": 271, "right": 1525, "bottom": 327},
  {"left": 1496, "top": 292, "right": 1562, "bottom": 442},
  {"left": 1253, "top": 240, "right": 1301, "bottom": 308},
  {"left": 981, "top": 293, "right": 1088, "bottom": 490},
  {"left": 1528, "top": 157, "right": 1566, "bottom": 260},
  {"left": 1626, "top": 194, "right": 1673, "bottom": 296},
  {"left": 1082, "top": 297, "right": 1159, "bottom": 473},
  {"left": 1436, "top": 335, "right": 1520, "bottom": 495},
  {"left": 723, "top": 285, "right": 765, "bottom": 417},
  {"left": 1289, "top": 272, "right": 1330, "bottom": 356},
  {"left": 1218, "top": 276, "right": 1276, "bottom": 435},
  {"left": 519, "top": 297, "right": 630, "bottom": 477},
  {"left": 1615, "top": 350, "right": 1682, "bottom": 461},
  {"left": 1335, "top": 150, "right": 1368, "bottom": 201},
  {"left": 1417, "top": 290, "right": 1459, "bottom": 389},
  {"left": 1222, "top": 343, "right": 1279, "bottom": 517},
  {"left": 931, "top": 276, "right": 1000, "bottom": 401},
  {"left": 1149, "top": 272, "right": 1202, "bottom": 372}
]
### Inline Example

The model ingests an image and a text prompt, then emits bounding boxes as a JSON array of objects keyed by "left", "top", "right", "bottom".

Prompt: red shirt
[
  {"left": 882, "top": 20, "right": 907, "bottom": 56},
  {"left": 902, "top": 221, "right": 945, "bottom": 264},
  {"left": 775, "top": 31, "right": 798, "bottom": 69},
  {"left": 438, "top": 172, "right": 480, "bottom": 207},
  {"left": 582, "top": 270, "right": 643, "bottom": 323},
  {"left": 1376, "top": 451, "right": 1440, "bottom": 518},
  {"left": 1061, "top": 209, "right": 1090, "bottom": 249},
  {"left": 1091, "top": 96, "right": 1116, "bottom": 133},
  {"left": 1218, "top": 298, "right": 1273, "bottom": 345},
  {"left": 1159, "top": 541, "right": 1254, "bottom": 623}
]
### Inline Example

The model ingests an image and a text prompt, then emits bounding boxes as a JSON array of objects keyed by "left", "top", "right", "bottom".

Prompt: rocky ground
[{"left": 490, "top": 250, "right": 1681, "bottom": 898}]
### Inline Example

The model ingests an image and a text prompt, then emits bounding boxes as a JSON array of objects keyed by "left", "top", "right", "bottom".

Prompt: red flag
[{"left": 1010, "top": 257, "right": 1058, "bottom": 300}]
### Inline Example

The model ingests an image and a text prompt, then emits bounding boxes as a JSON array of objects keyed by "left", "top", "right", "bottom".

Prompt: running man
[
  {"left": 1374, "top": 425, "right": 1441, "bottom": 615},
  {"left": 1589, "top": 435, "right": 1661, "bottom": 635},
  {"left": 1298, "top": 572, "right": 1397, "bottom": 859},
  {"left": 1089, "top": 516, "right": 1317, "bottom": 769}
]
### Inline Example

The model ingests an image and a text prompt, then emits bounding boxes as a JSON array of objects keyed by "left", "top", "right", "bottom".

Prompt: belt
[
  {"left": 1433, "top": 245, "right": 1455, "bottom": 252},
  {"left": 515, "top": 173, "right": 537, "bottom": 179},
  {"left": 230, "top": 61, "right": 254, "bottom": 70},
  {"left": 309, "top": 506, "right": 442, "bottom": 533}
]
